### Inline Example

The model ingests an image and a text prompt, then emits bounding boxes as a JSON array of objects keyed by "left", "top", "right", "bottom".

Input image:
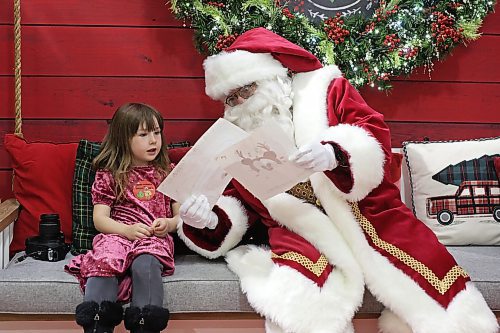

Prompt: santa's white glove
[
  {"left": 179, "top": 195, "right": 218, "bottom": 229},
  {"left": 289, "top": 141, "right": 338, "bottom": 172}
]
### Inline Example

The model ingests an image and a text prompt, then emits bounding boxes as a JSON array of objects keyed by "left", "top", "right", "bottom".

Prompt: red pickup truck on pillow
[{"left": 426, "top": 180, "right": 500, "bottom": 225}]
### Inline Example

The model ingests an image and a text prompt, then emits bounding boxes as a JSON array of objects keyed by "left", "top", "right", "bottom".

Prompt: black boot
[
  {"left": 124, "top": 305, "right": 170, "bottom": 333},
  {"left": 75, "top": 301, "right": 123, "bottom": 333}
]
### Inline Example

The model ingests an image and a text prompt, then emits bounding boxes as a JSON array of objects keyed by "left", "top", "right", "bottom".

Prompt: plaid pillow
[{"left": 70, "top": 140, "right": 101, "bottom": 255}]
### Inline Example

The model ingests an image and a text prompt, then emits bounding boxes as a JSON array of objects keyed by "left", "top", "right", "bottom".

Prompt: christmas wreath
[{"left": 169, "top": 0, "right": 496, "bottom": 90}]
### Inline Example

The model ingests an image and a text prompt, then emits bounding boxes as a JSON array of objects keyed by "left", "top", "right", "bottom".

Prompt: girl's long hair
[{"left": 93, "top": 103, "right": 171, "bottom": 199}]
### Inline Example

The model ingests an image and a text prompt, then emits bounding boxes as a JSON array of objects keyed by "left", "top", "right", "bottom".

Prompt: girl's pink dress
[{"left": 65, "top": 165, "right": 175, "bottom": 302}]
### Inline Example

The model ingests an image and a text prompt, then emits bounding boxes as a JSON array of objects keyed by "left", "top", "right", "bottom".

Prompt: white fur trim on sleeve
[
  {"left": 176, "top": 195, "right": 249, "bottom": 259},
  {"left": 320, "top": 124, "right": 385, "bottom": 201}
]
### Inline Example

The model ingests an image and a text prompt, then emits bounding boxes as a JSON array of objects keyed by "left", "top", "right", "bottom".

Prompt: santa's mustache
[{"left": 223, "top": 78, "right": 293, "bottom": 134}]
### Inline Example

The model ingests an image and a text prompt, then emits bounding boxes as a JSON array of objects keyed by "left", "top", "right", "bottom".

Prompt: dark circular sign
[{"left": 281, "top": 0, "right": 380, "bottom": 23}]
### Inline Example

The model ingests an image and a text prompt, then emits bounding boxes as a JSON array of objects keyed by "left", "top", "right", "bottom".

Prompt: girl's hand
[
  {"left": 152, "top": 218, "right": 177, "bottom": 238},
  {"left": 125, "top": 223, "right": 153, "bottom": 241}
]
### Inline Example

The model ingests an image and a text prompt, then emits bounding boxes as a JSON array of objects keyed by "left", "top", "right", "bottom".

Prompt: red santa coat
[{"left": 179, "top": 65, "right": 497, "bottom": 333}]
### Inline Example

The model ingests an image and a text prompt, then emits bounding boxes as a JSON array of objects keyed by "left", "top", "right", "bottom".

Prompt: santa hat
[{"left": 204, "top": 28, "right": 323, "bottom": 100}]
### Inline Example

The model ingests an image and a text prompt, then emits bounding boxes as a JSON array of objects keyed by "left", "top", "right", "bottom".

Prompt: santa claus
[{"left": 177, "top": 27, "right": 498, "bottom": 333}]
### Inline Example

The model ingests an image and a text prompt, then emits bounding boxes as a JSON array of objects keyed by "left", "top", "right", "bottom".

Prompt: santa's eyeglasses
[{"left": 225, "top": 82, "right": 257, "bottom": 107}]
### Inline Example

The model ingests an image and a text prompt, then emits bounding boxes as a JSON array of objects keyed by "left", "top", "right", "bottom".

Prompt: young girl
[{"left": 65, "top": 103, "right": 179, "bottom": 333}]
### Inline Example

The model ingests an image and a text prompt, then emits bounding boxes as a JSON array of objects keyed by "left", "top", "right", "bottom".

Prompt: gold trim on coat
[
  {"left": 349, "top": 202, "right": 468, "bottom": 295},
  {"left": 271, "top": 252, "right": 329, "bottom": 277}
]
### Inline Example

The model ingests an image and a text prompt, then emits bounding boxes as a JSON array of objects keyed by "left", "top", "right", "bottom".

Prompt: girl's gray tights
[{"left": 84, "top": 254, "right": 164, "bottom": 307}]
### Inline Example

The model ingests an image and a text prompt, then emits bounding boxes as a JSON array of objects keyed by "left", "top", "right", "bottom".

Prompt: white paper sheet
[
  {"left": 217, "top": 120, "right": 313, "bottom": 201},
  {"left": 157, "top": 118, "right": 249, "bottom": 208}
]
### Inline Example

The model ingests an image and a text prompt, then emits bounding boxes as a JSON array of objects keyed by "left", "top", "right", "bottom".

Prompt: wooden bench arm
[{"left": 0, "top": 199, "right": 20, "bottom": 233}]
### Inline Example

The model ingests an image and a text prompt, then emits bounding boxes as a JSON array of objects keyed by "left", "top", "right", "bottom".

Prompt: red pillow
[
  {"left": 168, "top": 146, "right": 190, "bottom": 164},
  {"left": 494, "top": 157, "right": 500, "bottom": 179},
  {"left": 4, "top": 134, "right": 78, "bottom": 256},
  {"left": 389, "top": 152, "right": 403, "bottom": 190}
]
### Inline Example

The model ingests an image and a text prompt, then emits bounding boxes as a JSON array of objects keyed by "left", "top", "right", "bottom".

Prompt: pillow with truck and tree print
[{"left": 403, "top": 137, "right": 500, "bottom": 245}]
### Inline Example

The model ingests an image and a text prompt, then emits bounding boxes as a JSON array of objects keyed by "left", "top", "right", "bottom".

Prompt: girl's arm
[
  {"left": 93, "top": 204, "right": 152, "bottom": 240},
  {"left": 152, "top": 202, "right": 181, "bottom": 237},
  {"left": 169, "top": 202, "right": 181, "bottom": 232}
]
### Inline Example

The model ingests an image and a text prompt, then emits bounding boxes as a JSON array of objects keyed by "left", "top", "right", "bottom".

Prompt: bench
[{"left": 0, "top": 154, "right": 499, "bottom": 324}]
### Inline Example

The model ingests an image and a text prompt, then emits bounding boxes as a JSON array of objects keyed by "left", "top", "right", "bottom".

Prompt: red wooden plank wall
[{"left": 0, "top": 0, "right": 499, "bottom": 200}]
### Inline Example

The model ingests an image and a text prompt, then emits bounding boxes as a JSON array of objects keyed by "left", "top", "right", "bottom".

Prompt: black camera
[{"left": 24, "top": 213, "right": 70, "bottom": 262}]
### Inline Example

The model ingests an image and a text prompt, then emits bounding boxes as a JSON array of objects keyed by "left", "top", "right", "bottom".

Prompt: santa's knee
[
  {"left": 342, "top": 322, "right": 354, "bottom": 333},
  {"left": 378, "top": 309, "right": 413, "bottom": 333},
  {"left": 265, "top": 319, "right": 286, "bottom": 333}
]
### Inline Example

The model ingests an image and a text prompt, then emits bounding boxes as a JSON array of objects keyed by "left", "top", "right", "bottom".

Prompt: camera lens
[{"left": 39, "top": 213, "right": 61, "bottom": 241}]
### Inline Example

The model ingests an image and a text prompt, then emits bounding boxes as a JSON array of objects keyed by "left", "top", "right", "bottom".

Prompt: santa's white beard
[{"left": 223, "top": 77, "right": 295, "bottom": 143}]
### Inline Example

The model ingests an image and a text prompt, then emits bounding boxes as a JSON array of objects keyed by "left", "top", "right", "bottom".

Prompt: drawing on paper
[{"left": 235, "top": 143, "right": 286, "bottom": 173}]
